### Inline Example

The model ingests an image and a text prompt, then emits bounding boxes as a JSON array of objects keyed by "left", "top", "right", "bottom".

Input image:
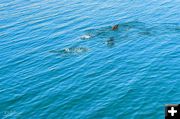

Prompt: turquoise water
[{"left": 0, "top": 0, "right": 180, "bottom": 118}]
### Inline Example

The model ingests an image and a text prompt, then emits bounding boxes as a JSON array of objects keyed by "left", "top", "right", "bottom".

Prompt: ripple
[{"left": 0, "top": 0, "right": 180, "bottom": 118}]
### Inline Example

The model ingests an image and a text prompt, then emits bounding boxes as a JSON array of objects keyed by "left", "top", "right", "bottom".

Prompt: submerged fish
[
  {"left": 50, "top": 47, "right": 88, "bottom": 55},
  {"left": 105, "top": 37, "right": 115, "bottom": 47},
  {"left": 139, "top": 31, "right": 152, "bottom": 36}
]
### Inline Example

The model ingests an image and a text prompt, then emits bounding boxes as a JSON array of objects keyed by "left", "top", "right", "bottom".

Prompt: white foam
[{"left": 80, "top": 35, "right": 91, "bottom": 39}]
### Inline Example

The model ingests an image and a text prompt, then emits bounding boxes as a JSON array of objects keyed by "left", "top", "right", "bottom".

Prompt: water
[{"left": 0, "top": 0, "right": 180, "bottom": 118}]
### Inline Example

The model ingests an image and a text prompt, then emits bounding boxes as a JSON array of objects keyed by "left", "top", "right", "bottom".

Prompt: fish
[
  {"left": 112, "top": 24, "right": 119, "bottom": 30},
  {"left": 50, "top": 47, "right": 88, "bottom": 55},
  {"left": 105, "top": 37, "right": 115, "bottom": 47}
]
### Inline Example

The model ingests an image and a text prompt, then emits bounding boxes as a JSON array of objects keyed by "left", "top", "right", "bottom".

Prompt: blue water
[{"left": 0, "top": 0, "right": 180, "bottom": 118}]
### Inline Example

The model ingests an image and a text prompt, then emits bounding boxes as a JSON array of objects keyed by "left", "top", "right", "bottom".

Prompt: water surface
[{"left": 0, "top": 0, "right": 180, "bottom": 118}]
